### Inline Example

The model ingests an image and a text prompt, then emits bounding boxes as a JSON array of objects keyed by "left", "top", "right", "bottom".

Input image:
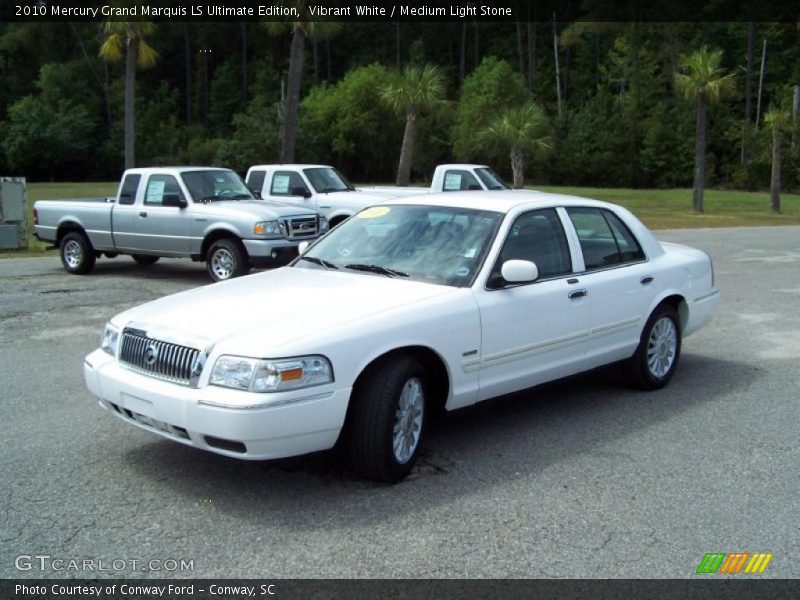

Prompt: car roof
[
  {"left": 124, "top": 166, "right": 232, "bottom": 174},
  {"left": 248, "top": 164, "right": 331, "bottom": 170},
  {"left": 383, "top": 190, "right": 617, "bottom": 214}
]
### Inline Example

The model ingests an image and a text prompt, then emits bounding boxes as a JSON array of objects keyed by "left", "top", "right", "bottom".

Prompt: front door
[{"left": 135, "top": 174, "right": 192, "bottom": 255}]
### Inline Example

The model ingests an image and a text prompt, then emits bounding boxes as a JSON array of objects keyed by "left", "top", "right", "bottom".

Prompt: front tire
[
  {"left": 206, "top": 238, "right": 249, "bottom": 282},
  {"left": 59, "top": 232, "right": 96, "bottom": 275},
  {"left": 348, "top": 356, "right": 427, "bottom": 482},
  {"left": 626, "top": 304, "right": 682, "bottom": 390},
  {"left": 132, "top": 254, "right": 159, "bottom": 265}
]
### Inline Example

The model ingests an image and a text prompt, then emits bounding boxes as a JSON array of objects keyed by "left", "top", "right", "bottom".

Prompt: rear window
[
  {"left": 246, "top": 170, "right": 266, "bottom": 193},
  {"left": 118, "top": 174, "right": 140, "bottom": 205}
]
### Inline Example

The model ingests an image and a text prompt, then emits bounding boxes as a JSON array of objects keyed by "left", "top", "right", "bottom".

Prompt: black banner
[
  {"left": 2, "top": 579, "right": 800, "bottom": 600},
  {"left": 3, "top": 0, "right": 800, "bottom": 23}
]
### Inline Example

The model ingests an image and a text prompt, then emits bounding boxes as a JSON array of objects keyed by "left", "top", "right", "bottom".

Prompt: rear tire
[
  {"left": 348, "top": 356, "right": 427, "bottom": 482},
  {"left": 626, "top": 304, "right": 682, "bottom": 390},
  {"left": 132, "top": 254, "right": 159, "bottom": 265},
  {"left": 59, "top": 232, "right": 96, "bottom": 275},
  {"left": 206, "top": 238, "right": 249, "bottom": 282}
]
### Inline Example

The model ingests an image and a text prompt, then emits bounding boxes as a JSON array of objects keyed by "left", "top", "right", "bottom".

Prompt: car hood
[
  {"left": 200, "top": 199, "right": 320, "bottom": 219},
  {"left": 111, "top": 267, "right": 459, "bottom": 353}
]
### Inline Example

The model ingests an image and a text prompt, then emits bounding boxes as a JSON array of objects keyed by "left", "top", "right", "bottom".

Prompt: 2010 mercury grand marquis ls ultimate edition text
[{"left": 84, "top": 191, "right": 719, "bottom": 482}]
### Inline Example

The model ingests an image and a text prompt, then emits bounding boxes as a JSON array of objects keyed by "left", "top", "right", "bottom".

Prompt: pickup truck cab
[
  {"left": 244, "top": 163, "right": 509, "bottom": 227},
  {"left": 34, "top": 167, "right": 328, "bottom": 281},
  {"left": 245, "top": 164, "right": 392, "bottom": 228}
]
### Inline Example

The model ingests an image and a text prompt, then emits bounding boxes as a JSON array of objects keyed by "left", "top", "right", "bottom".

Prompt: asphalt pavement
[{"left": 0, "top": 226, "right": 798, "bottom": 579}]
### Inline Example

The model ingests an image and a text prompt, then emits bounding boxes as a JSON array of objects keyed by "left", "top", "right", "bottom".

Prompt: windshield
[
  {"left": 303, "top": 167, "right": 354, "bottom": 193},
  {"left": 294, "top": 204, "right": 502, "bottom": 287},
  {"left": 475, "top": 168, "right": 509, "bottom": 190},
  {"left": 182, "top": 170, "right": 254, "bottom": 202}
]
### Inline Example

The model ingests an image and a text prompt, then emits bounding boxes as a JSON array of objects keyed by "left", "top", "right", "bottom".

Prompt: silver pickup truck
[{"left": 34, "top": 167, "right": 329, "bottom": 281}]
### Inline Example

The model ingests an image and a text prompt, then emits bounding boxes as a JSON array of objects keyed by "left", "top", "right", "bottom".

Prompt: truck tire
[
  {"left": 206, "top": 238, "right": 249, "bottom": 282},
  {"left": 348, "top": 356, "right": 427, "bottom": 482},
  {"left": 132, "top": 255, "right": 160, "bottom": 266},
  {"left": 59, "top": 232, "right": 96, "bottom": 275}
]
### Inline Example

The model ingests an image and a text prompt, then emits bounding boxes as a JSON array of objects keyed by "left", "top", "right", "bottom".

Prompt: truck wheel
[
  {"left": 206, "top": 238, "right": 249, "bottom": 282},
  {"left": 132, "top": 255, "right": 160, "bottom": 266},
  {"left": 625, "top": 304, "right": 682, "bottom": 390},
  {"left": 348, "top": 356, "right": 427, "bottom": 482},
  {"left": 60, "top": 232, "right": 96, "bottom": 275}
]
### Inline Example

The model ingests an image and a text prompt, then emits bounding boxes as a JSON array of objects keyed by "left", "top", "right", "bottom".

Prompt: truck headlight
[
  {"left": 209, "top": 355, "right": 333, "bottom": 392},
  {"left": 101, "top": 322, "right": 120, "bottom": 356},
  {"left": 254, "top": 221, "right": 280, "bottom": 236},
  {"left": 318, "top": 217, "right": 330, "bottom": 234}
]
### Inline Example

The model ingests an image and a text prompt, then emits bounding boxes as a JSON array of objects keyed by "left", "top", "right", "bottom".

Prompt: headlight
[
  {"left": 209, "top": 355, "right": 333, "bottom": 392},
  {"left": 101, "top": 322, "right": 120, "bottom": 356},
  {"left": 318, "top": 217, "right": 329, "bottom": 234},
  {"left": 254, "top": 221, "right": 280, "bottom": 236}
]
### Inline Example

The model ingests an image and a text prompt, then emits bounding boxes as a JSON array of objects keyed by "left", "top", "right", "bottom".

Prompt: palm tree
[
  {"left": 266, "top": 5, "right": 340, "bottom": 163},
  {"left": 764, "top": 108, "right": 791, "bottom": 213},
  {"left": 674, "top": 47, "right": 735, "bottom": 213},
  {"left": 99, "top": 21, "right": 157, "bottom": 169},
  {"left": 381, "top": 64, "right": 446, "bottom": 186},
  {"left": 478, "top": 104, "right": 551, "bottom": 189}
]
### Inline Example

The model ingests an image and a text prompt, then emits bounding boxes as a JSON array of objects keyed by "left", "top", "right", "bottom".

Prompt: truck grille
[
  {"left": 119, "top": 328, "right": 200, "bottom": 386},
  {"left": 278, "top": 215, "right": 319, "bottom": 240}
]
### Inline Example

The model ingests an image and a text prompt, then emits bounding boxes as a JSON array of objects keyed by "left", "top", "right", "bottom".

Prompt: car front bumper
[
  {"left": 242, "top": 238, "right": 303, "bottom": 267},
  {"left": 83, "top": 349, "right": 350, "bottom": 460}
]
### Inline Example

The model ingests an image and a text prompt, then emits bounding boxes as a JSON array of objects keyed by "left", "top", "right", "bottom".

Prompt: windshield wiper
[
  {"left": 299, "top": 256, "right": 338, "bottom": 270},
  {"left": 344, "top": 263, "right": 409, "bottom": 277}
]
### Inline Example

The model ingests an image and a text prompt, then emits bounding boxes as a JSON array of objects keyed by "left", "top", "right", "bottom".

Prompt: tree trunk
[
  {"left": 515, "top": 20, "right": 525, "bottom": 76},
  {"left": 124, "top": 36, "right": 137, "bottom": 170},
  {"left": 183, "top": 23, "right": 192, "bottom": 125},
  {"left": 281, "top": 26, "right": 306, "bottom": 164},
  {"left": 396, "top": 107, "right": 417, "bottom": 186},
  {"left": 527, "top": 22, "right": 536, "bottom": 89},
  {"left": 755, "top": 38, "right": 767, "bottom": 129},
  {"left": 241, "top": 23, "right": 248, "bottom": 102},
  {"left": 510, "top": 147, "right": 525, "bottom": 189},
  {"left": 473, "top": 22, "right": 480, "bottom": 68},
  {"left": 692, "top": 93, "right": 707, "bottom": 213},
  {"left": 552, "top": 15, "right": 562, "bottom": 123},
  {"left": 742, "top": 22, "right": 754, "bottom": 164},
  {"left": 770, "top": 126, "right": 781, "bottom": 213},
  {"left": 459, "top": 22, "right": 466, "bottom": 82},
  {"left": 313, "top": 37, "right": 319, "bottom": 83},
  {"left": 395, "top": 22, "right": 401, "bottom": 69}
]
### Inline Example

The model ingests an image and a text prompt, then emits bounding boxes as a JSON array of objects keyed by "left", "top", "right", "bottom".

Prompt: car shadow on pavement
[{"left": 123, "top": 352, "right": 760, "bottom": 530}]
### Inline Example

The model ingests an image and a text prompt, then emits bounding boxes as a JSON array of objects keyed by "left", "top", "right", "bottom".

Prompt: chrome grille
[
  {"left": 119, "top": 328, "right": 200, "bottom": 386},
  {"left": 278, "top": 215, "right": 319, "bottom": 240}
]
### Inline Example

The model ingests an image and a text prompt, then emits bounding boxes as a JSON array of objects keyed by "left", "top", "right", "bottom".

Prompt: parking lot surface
[{"left": 1, "top": 226, "right": 798, "bottom": 578}]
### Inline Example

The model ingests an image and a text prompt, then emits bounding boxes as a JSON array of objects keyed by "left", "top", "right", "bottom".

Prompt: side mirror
[
  {"left": 297, "top": 241, "right": 310, "bottom": 255},
  {"left": 501, "top": 259, "right": 539, "bottom": 284},
  {"left": 292, "top": 186, "right": 312, "bottom": 199},
  {"left": 163, "top": 193, "right": 187, "bottom": 208},
  {"left": 247, "top": 185, "right": 261, "bottom": 199}
]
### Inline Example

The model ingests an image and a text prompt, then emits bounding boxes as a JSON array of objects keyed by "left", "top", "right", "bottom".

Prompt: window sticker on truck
[{"left": 272, "top": 175, "right": 291, "bottom": 194}]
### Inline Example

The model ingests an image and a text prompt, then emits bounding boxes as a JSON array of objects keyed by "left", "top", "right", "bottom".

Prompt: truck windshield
[
  {"left": 475, "top": 168, "right": 509, "bottom": 190},
  {"left": 303, "top": 167, "right": 354, "bottom": 193},
  {"left": 294, "top": 204, "right": 502, "bottom": 287},
  {"left": 182, "top": 170, "right": 254, "bottom": 202}
]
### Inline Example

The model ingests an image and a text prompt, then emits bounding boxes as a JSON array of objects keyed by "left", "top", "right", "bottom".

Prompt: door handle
[
  {"left": 640, "top": 275, "right": 654, "bottom": 285},
  {"left": 138, "top": 211, "right": 147, "bottom": 218},
  {"left": 568, "top": 289, "right": 588, "bottom": 299}
]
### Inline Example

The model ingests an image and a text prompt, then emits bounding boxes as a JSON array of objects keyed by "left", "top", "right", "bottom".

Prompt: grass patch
[{"left": 2, "top": 181, "right": 798, "bottom": 259}]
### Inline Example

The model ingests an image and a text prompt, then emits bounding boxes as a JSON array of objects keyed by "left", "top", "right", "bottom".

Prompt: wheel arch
[
  {"left": 651, "top": 293, "right": 688, "bottom": 334},
  {"left": 55, "top": 220, "right": 89, "bottom": 245},
  {"left": 201, "top": 228, "right": 244, "bottom": 260}
]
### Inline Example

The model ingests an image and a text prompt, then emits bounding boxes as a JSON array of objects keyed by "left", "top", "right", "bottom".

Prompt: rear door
[
  {"left": 110, "top": 173, "right": 142, "bottom": 252},
  {"left": 134, "top": 174, "right": 192, "bottom": 255},
  {"left": 564, "top": 207, "right": 657, "bottom": 366}
]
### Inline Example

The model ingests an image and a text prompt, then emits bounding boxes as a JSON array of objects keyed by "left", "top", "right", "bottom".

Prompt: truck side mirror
[
  {"left": 247, "top": 185, "right": 261, "bottom": 199},
  {"left": 292, "top": 186, "right": 312, "bottom": 199},
  {"left": 163, "top": 193, "right": 187, "bottom": 208}
]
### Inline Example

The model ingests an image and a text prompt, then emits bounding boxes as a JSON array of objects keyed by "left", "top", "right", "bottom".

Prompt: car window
[
  {"left": 246, "top": 170, "right": 266, "bottom": 193},
  {"left": 443, "top": 170, "right": 482, "bottom": 192},
  {"left": 144, "top": 175, "right": 183, "bottom": 207},
  {"left": 271, "top": 171, "right": 310, "bottom": 196},
  {"left": 118, "top": 174, "right": 140, "bottom": 205},
  {"left": 490, "top": 208, "right": 572, "bottom": 283},
  {"left": 567, "top": 207, "right": 644, "bottom": 270},
  {"left": 474, "top": 167, "right": 509, "bottom": 190}
]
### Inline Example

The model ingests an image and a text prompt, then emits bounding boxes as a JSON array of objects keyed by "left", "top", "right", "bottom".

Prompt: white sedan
[{"left": 84, "top": 191, "right": 719, "bottom": 482}]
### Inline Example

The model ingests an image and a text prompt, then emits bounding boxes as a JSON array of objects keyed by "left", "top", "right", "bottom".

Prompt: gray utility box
[{"left": 0, "top": 177, "right": 28, "bottom": 250}]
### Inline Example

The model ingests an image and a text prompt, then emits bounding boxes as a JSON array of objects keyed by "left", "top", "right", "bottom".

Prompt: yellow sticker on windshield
[{"left": 357, "top": 206, "right": 391, "bottom": 219}]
